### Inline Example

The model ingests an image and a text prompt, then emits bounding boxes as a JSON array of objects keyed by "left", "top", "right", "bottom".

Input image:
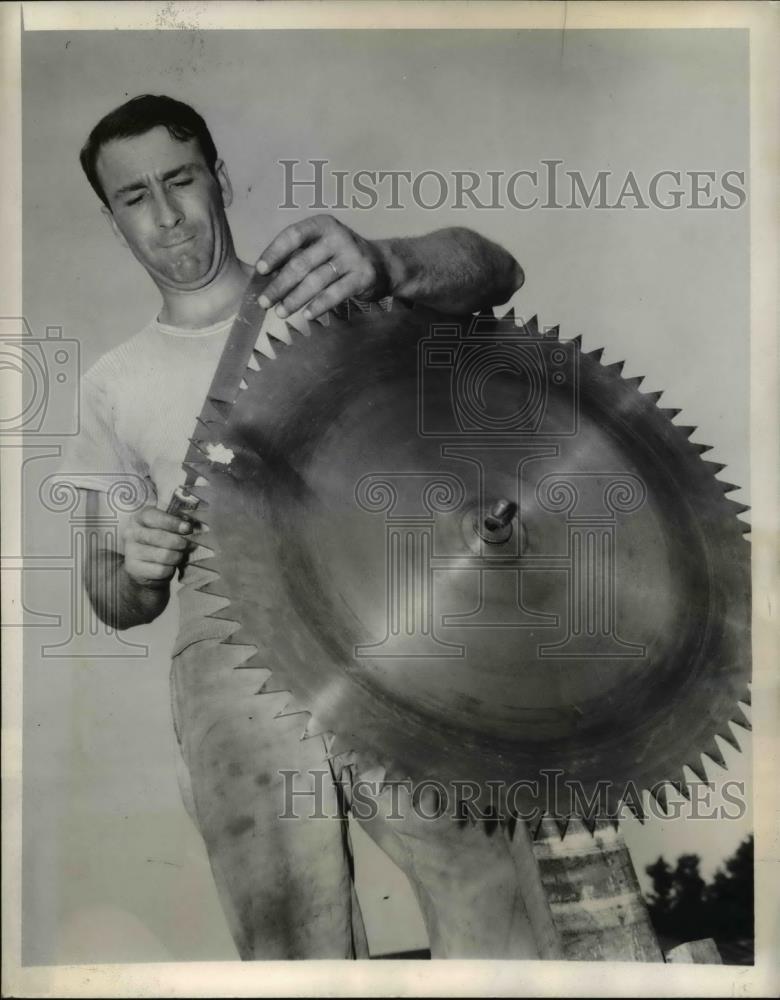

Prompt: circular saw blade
[{"left": 187, "top": 305, "right": 751, "bottom": 819}]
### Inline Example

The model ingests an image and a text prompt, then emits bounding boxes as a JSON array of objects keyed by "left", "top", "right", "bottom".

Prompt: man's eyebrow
[{"left": 113, "top": 163, "right": 199, "bottom": 197}]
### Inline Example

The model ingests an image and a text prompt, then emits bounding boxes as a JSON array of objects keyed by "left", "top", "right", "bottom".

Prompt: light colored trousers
[{"left": 169, "top": 636, "right": 550, "bottom": 960}]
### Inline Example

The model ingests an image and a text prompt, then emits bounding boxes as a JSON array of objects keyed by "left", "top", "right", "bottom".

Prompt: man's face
[{"left": 96, "top": 126, "right": 234, "bottom": 290}]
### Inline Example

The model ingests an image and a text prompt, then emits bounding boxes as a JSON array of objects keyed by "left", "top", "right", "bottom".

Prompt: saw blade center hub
[{"left": 473, "top": 497, "right": 521, "bottom": 546}]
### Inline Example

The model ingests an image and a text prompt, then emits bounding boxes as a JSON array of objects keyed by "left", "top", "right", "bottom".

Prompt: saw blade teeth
[
  {"left": 677, "top": 425, "right": 698, "bottom": 439},
  {"left": 717, "top": 481, "right": 741, "bottom": 494},
  {"left": 660, "top": 407, "right": 682, "bottom": 421},
  {"left": 734, "top": 701, "right": 752, "bottom": 729},
  {"left": 195, "top": 416, "right": 220, "bottom": 437},
  {"left": 236, "top": 651, "right": 268, "bottom": 672},
  {"left": 684, "top": 759, "right": 709, "bottom": 784},
  {"left": 643, "top": 390, "right": 663, "bottom": 404},
  {"left": 188, "top": 491, "right": 212, "bottom": 511},
  {"left": 569, "top": 334, "right": 583, "bottom": 349},
  {"left": 624, "top": 375, "right": 645, "bottom": 390},
  {"left": 285, "top": 318, "right": 308, "bottom": 340},
  {"left": 262, "top": 310, "right": 294, "bottom": 346},
  {"left": 254, "top": 336, "right": 277, "bottom": 360},
  {"left": 274, "top": 699, "right": 309, "bottom": 720},
  {"left": 187, "top": 438, "right": 212, "bottom": 460},
  {"left": 726, "top": 499, "right": 751, "bottom": 516},
  {"left": 499, "top": 306, "right": 516, "bottom": 322},
  {"left": 181, "top": 461, "right": 207, "bottom": 483},
  {"left": 531, "top": 814, "right": 550, "bottom": 841},
  {"left": 186, "top": 449, "right": 233, "bottom": 484},
  {"left": 563, "top": 816, "right": 585, "bottom": 837},
  {"left": 267, "top": 330, "right": 292, "bottom": 348},
  {"left": 701, "top": 739, "right": 728, "bottom": 771},
  {"left": 205, "top": 607, "right": 242, "bottom": 624},
  {"left": 625, "top": 796, "right": 646, "bottom": 824},
  {"left": 247, "top": 349, "right": 263, "bottom": 370},
  {"left": 605, "top": 360, "right": 625, "bottom": 376},
  {"left": 300, "top": 716, "right": 328, "bottom": 740},
  {"left": 718, "top": 725, "right": 742, "bottom": 752},
  {"left": 649, "top": 783, "right": 671, "bottom": 816},
  {"left": 740, "top": 686, "right": 752, "bottom": 707},
  {"left": 199, "top": 400, "right": 230, "bottom": 424},
  {"left": 229, "top": 647, "right": 264, "bottom": 670},
  {"left": 256, "top": 675, "right": 290, "bottom": 695},
  {"left": 239, "top": 377, "right": 249, "bottom": 391},
  {"left": 702, "top": 460, "right": 727, "bottom": 475},
  {"left": 546, "top": 324, "right": 560, "bottom": 340},
  {"left": 325, "top": 750, "right": 357, "bottom": 770},
  {"left": 189, "top": 558, "right": 219, "bottom": 578},
  {"left": 197, "top": 577, "right": 233, "bottom": 600},
  {"left": 534, "top": 813, "right": 563, "bottom": 841},
  {"left": 222, "top": 627, "right": 258, "bottom": 648},
  {"left": 316, "top": 311, "right": 331, "bottom": 328},
  {"left": 554, "top": 816, "right": 570, "bottom": 838},
  {"left": 587, "top": 347, "right": 604, "bottom": 362},
  {"left": 242, "top": 366, "right": 263, "bottom": 387},
  {"left": 523, "top": 315, "right": 539, "bottom": 335},
  {"left": 206, "top": 396, "right": 234, "bottom": 419},
  {"left": 677, "top": 776, "right": 692, "bottom": 802},
  {"left": 198, "top": 580, "right": 231, "bottom": 600}
]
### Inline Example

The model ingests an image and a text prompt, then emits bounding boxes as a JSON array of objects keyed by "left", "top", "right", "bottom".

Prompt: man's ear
[
  {"left": 215, "top": 159, "right": 233, "bottom": 209},
  {"left": 101, "top": 204, "right": 129, "bottom": 249}
]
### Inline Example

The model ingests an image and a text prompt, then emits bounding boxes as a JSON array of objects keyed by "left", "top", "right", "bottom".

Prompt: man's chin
[{"left": 159, "top": 258, "right": 216, "bottom": 290}]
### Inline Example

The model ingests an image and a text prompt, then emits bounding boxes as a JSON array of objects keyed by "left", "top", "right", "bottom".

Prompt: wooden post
[
  {"left": 532, "top": 817, "right": 664, "bottom": 962},
  {"left": 665, "top": 939, "right": 723, "bottom": 964}
]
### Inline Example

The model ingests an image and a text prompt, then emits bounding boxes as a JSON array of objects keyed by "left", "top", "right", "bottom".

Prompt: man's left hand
[{"left": 256, "top": 214, "right": 392, "bottom": 321}]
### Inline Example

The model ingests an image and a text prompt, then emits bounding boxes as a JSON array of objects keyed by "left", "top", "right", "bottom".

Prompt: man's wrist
[{"left": 373, "top": 237, "right": 419, "bottom": 301}]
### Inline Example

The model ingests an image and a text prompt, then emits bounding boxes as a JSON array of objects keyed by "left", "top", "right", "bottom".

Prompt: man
[{"left": 66, "top": 94, "right": 529, "bottom": 959}]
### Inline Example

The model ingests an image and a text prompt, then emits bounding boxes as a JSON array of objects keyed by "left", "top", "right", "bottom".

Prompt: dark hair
[{"left": 79, "top": 94, "right": 219, "bottom": 207}]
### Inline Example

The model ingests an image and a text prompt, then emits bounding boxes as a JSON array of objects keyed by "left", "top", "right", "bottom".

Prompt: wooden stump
[
  {"left": 665, "top": 938, "right": 723, "bottom": 964},
  {"left": 532, "top": 817, "right": 664, "bottom": 962}
]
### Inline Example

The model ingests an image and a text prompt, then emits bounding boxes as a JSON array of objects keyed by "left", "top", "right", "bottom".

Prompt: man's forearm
[
  {"left": 85, "top": 547, "right": 170, "bottom": 631},
  {"left": 376, "top": 227, "right": 524, "bottom": 313}
]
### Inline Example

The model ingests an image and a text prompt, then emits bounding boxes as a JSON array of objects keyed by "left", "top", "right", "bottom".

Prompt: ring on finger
[{"left": 327, "top": 260, "right": 340, "bottom": 278}]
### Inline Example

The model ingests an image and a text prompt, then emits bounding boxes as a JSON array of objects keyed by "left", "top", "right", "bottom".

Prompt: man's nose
[{"left": 153, "top": 189, "right": 184, "bottom": 229}]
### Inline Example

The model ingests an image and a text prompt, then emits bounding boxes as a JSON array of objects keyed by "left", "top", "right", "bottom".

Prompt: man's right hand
[{"left": 123, "top": 505, "right": 193, "bottom": 588}]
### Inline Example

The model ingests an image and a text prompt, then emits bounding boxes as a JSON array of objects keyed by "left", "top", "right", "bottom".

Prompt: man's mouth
[{"left": 161, "top": 235, "right": 196, "bottom": 249}]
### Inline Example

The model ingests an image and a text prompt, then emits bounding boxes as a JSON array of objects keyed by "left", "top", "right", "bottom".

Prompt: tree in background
[
  {"left": 705, "top": 835, "right": 754, "bottom": 944},
  {"left": 645, "top": 835, "right": 754, "bottom": 964}
]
